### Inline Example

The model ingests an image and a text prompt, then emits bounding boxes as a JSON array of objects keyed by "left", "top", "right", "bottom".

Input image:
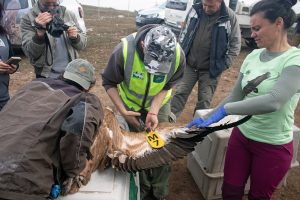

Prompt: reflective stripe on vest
[{"left": 118, "top": 33, "right": 181, "bottom": 111}]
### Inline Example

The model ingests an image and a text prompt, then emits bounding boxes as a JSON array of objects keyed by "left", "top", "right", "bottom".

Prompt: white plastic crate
[
  {"left": 187, "top": 109, "right": 300, "bottom": 200},
  {"left": 61, "top": 167, "right": 139, "bottom": 200},
  {"left": 291, "top": 126, "right": 300, "bottom": 166},
  {"left": 192, "top": 109, "right": 239, "bottom": 173},
  {"left": 187, "top": 153, "right": 249, "bottom": 200},
  {"left": 192, "top": 128, "right": 231, "bottom": 174}
]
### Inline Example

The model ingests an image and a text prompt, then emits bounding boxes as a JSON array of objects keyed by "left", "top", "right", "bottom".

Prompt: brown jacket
[{"left": 0, "top": 79, "right": 103, "bottom": 200}]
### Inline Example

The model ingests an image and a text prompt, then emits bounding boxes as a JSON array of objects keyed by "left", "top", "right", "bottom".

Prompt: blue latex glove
[
  {"left": 185, "top": 117, "right": 204, "bottom": 128},
  {"left": 197, "top": 106, "right": 227, "bottom": 128},
  {"left": 186, "top": 106, "right": 227, "bottom": 128}
]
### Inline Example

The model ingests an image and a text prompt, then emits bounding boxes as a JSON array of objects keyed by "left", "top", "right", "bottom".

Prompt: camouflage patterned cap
[{"left": 143, "top": 25, "right": 177, "bottom": 74}]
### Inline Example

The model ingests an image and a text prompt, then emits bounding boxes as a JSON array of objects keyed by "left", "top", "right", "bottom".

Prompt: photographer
[{"left": 21, "top": 0, "right": 87, "bottom": 78}]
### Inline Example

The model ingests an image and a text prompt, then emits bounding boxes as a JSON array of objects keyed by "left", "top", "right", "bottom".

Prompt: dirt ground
[{"left": 9, "top": 5, "right": 300, "bottom": 200}]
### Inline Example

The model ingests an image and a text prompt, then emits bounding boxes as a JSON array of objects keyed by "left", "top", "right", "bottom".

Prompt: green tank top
[{"left": 238, "top": 47, "right": 300, "bottom": 145}]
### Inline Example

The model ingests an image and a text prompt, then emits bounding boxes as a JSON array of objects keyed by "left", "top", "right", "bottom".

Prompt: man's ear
[{"left": 141, "top": 40, "right": 145, "bottom": 49}]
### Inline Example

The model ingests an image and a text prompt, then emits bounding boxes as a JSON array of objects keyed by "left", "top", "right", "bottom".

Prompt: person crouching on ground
[{"left": 0, "top": 59, "right": 103, "bottom": 200}]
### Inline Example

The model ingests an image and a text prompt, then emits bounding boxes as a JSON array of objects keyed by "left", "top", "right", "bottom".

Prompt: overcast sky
[{"left": 78, "top": 0, "right": 166, "bottom": 11}]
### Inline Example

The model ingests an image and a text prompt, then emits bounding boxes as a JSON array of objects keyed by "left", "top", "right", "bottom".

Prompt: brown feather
[{"left": 66, "top": 106, "right": 250, "bottom": 194}]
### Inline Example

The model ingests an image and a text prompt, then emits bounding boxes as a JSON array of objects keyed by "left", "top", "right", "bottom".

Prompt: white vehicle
[
  {"left": 135, "top": 2, "right": 166, "bottom": 29},
  {"left": 164, "top": 0, "right": 194, "bottom": 35},
  {"left": 1, "top": 0, "right": 36, "bottom": 47},
  {"left": 236, "top": 0, "right": 300, "bottom": 48},
  {"left": 59, "top": 0, "right": 86, "bottom": 33},
  {"left": 234, "top": 0, "right": 260, "bottom": 48},
  {"left": 165, "top": 0, "right": 300, "bottom": 48},
  {"left": 164, "top": 0, "right": 231, "bottom": 35}
]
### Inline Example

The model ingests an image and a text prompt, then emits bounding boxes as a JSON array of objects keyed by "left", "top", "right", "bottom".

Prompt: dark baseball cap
[{"left": 63, "top": 59, "right": 95, "bottom": 90}]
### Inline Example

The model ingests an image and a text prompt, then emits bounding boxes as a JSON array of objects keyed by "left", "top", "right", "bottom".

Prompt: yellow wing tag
[{"left": 146, "top": 130, "right": 165, "bottom": 149}]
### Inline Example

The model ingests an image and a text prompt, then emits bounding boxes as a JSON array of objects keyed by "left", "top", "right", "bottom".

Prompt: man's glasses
[{"left": 40, "top": 2, "right": 59, "bottom": 11}]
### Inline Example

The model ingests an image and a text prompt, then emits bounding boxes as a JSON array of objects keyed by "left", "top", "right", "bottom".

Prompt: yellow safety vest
[{"left": 118, "top": 33, "right": 181, "bottom": 111}]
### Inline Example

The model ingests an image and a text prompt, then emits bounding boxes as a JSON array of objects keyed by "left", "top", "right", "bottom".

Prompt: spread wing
[
  {"left": 108, "top": 114, "right": 251, "bottom": 172},
  {"left": 65, "top": 76, "right": 260, "bottom": 194},
  {"left": 65, "top": 108, "right": 250, "bottom": 195}
]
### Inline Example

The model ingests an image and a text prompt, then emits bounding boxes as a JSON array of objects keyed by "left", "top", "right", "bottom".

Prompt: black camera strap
[
  {"left": 44, "top": 6, "right": 66, "bottom": 67},
  {"left": 45, "top": 35, "right": 54, "bottom": 66}
]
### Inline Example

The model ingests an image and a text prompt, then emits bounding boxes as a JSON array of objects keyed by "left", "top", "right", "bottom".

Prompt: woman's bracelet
[{"left": 148, "top": 112, "right": 157, "bottom": 116}]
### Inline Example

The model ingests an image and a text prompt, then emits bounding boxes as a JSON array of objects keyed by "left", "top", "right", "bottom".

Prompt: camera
[{"left": 46, "top": 9, "right": 69, "bottom": 38}]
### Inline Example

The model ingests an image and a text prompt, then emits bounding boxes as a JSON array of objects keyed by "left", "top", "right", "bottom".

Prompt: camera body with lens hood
[{"left": 46, "top": 9, "right": 70, "bottom": 38}]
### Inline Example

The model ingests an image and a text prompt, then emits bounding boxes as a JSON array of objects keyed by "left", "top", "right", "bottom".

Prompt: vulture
[
  {"left": 62, "top": 107, "right": 251, "bottom": 195},
  {"left": 61, "top": 73, "right": 267, "bottom": 195}
]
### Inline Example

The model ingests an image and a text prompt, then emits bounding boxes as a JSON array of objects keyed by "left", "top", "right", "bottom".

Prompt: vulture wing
[
  {"left": 109, "top": 115, "right": 251, "bottom": 172},
  {"left": 109, "top": 76, "right": 262, "bottom": 172},
  {"left": 65, "top": 109, "right": 251, "bottom": 195},
  {"left": 66, "top": 81, "right": 258, "bottom": 194}
]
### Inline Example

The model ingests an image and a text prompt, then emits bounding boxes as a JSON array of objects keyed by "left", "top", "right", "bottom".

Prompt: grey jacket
[
  {"left": 21, "top": 4, "right": 87, "bottom": 77},
  {"left": 179, "top": 1, "right": 241, "bottom": 78}
]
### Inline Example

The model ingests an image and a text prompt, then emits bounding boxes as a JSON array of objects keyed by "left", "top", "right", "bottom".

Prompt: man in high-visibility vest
[{"left": 102, "top": 24, "right": 186, "bottom": 200}]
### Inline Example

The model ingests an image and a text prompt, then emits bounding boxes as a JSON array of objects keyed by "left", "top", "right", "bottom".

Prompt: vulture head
[{"left": 62, "top": 107, "right": 251, "bottom": 195}]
